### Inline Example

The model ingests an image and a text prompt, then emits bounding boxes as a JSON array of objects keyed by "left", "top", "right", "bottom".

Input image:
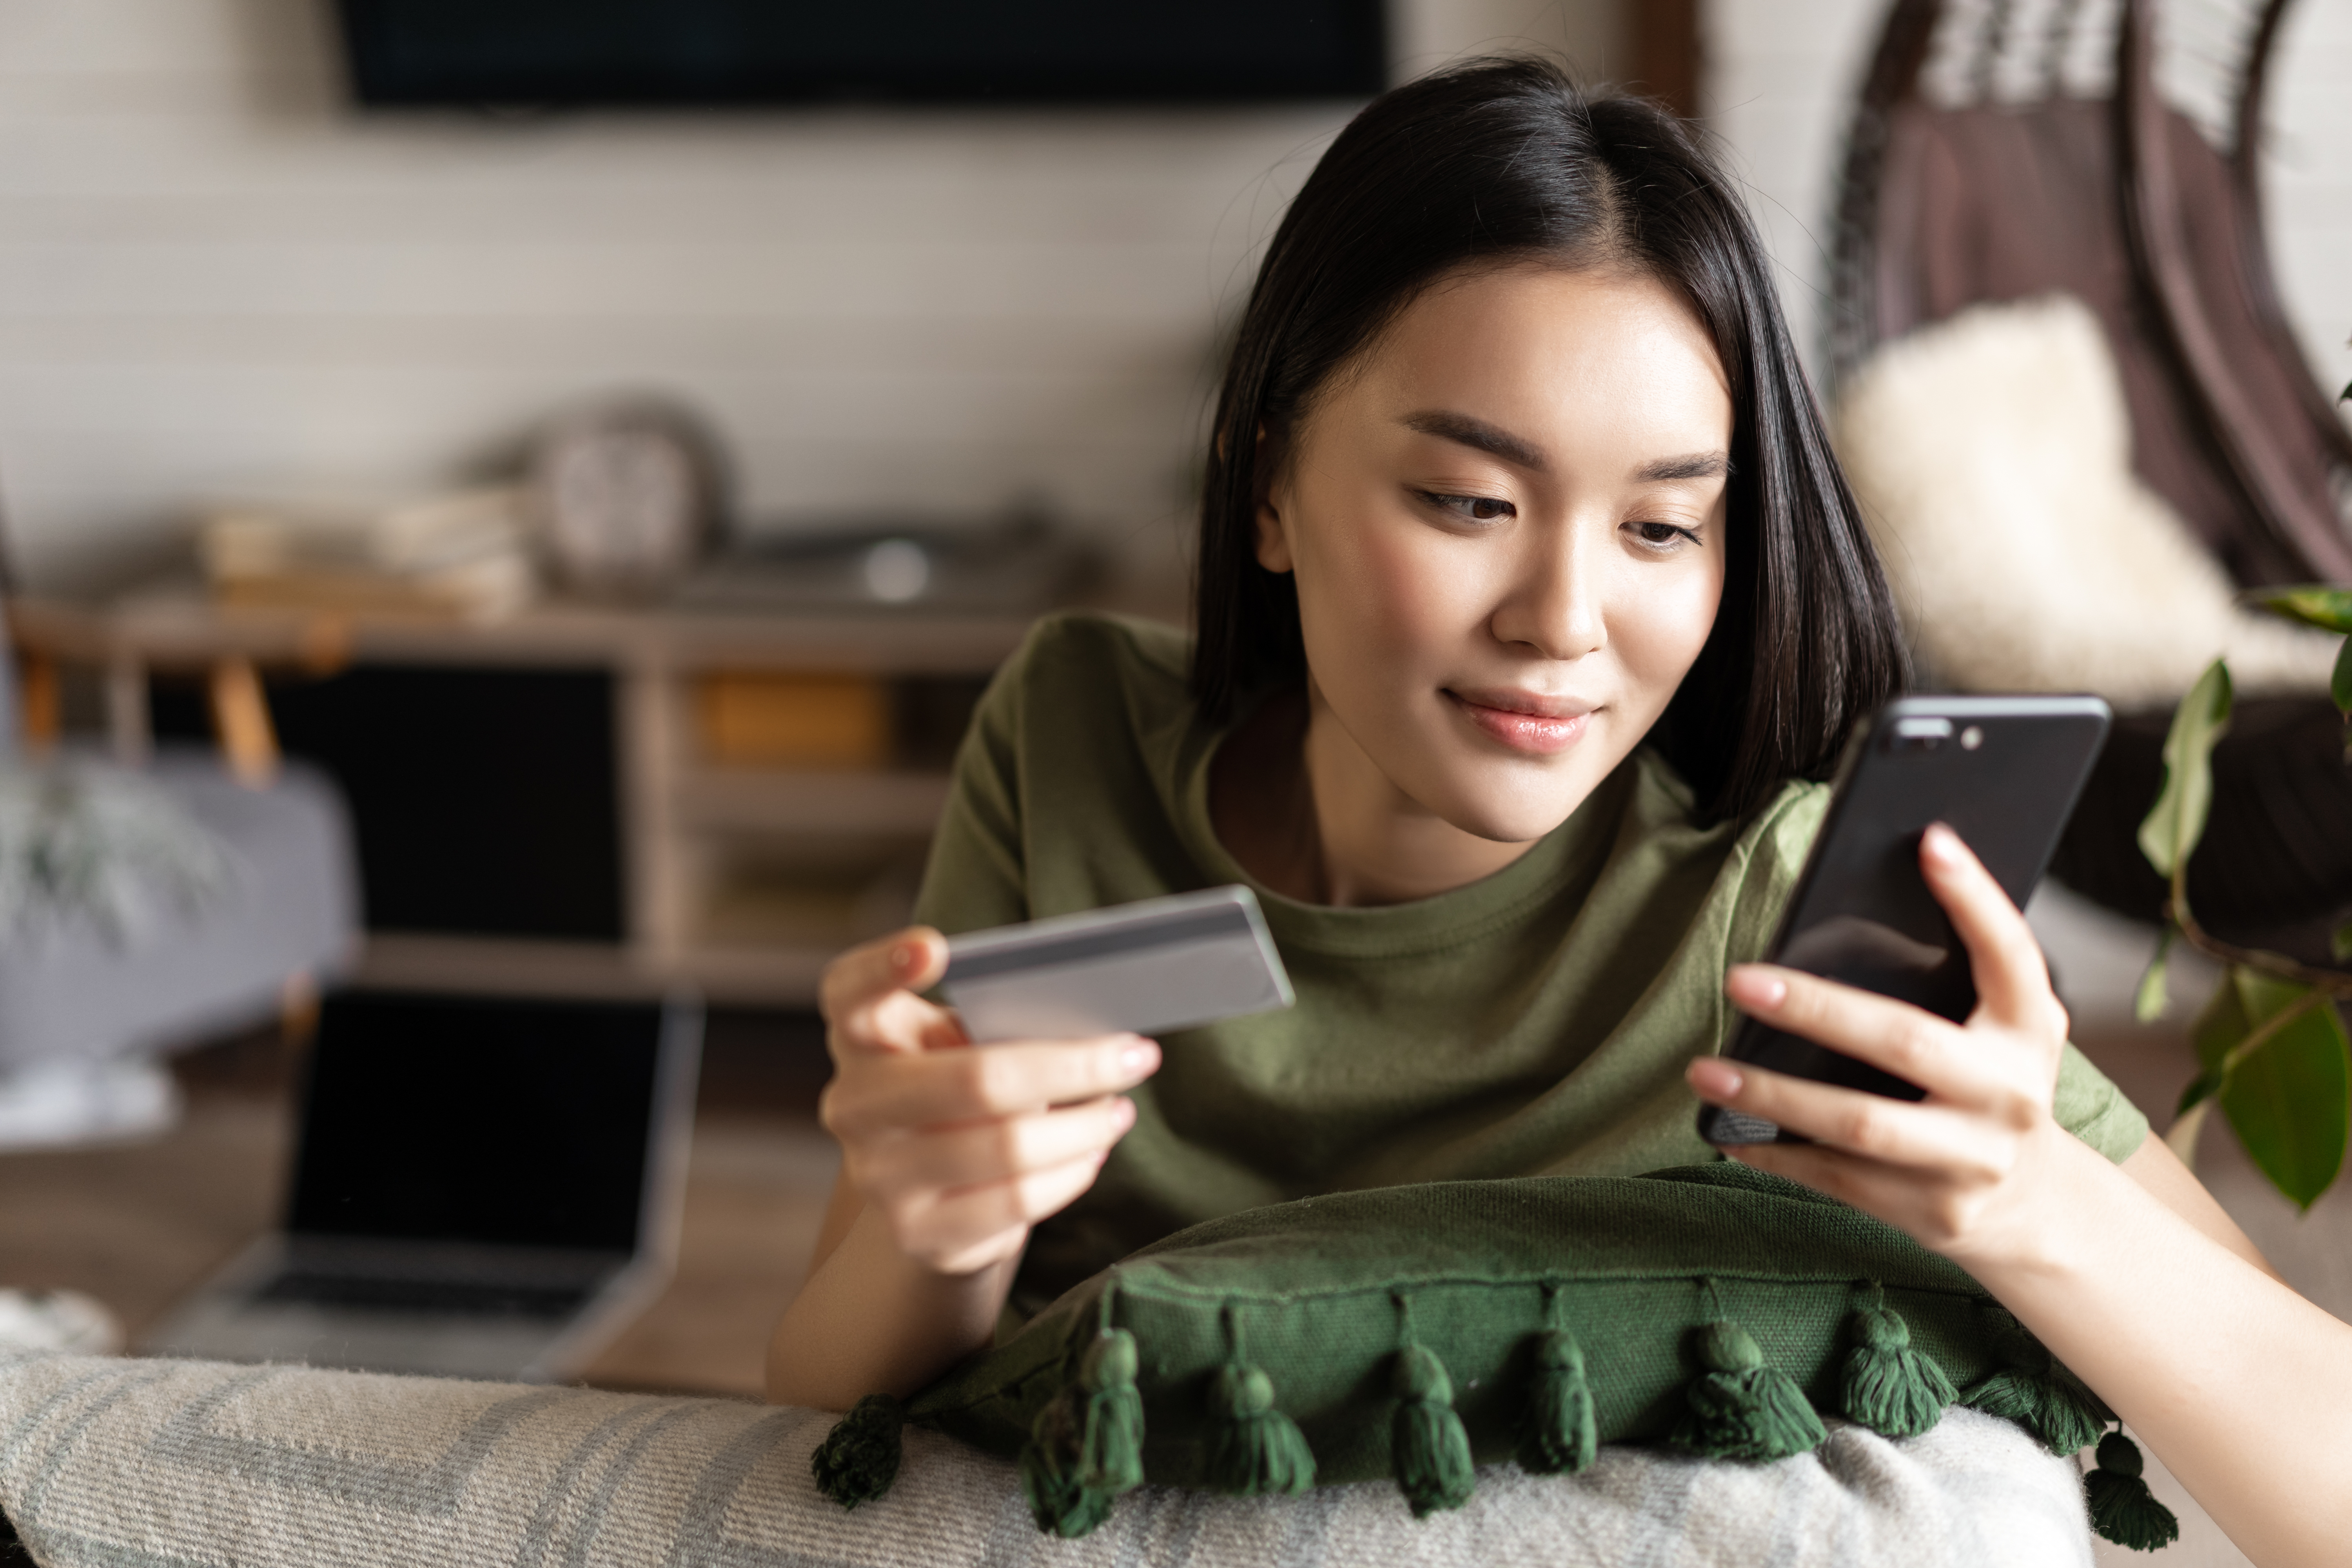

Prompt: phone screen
[{"left": 1703, "top": 695, "right": 2111, "bottom": 1141}]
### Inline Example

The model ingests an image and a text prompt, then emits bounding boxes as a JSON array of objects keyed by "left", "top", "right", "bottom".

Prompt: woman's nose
[{"left": 1489, "top": 533, "right": 1606, "bottom": 661}]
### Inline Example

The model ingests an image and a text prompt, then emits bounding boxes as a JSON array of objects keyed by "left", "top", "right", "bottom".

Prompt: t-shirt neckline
[{"left": 1172, "top": 693, "right": 1641, "bottom": 961}]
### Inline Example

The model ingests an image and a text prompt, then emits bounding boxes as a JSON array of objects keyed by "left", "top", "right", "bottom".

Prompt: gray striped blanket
[{"left": 0, "top": 1352, "right": 2094, "bottom": 1566}]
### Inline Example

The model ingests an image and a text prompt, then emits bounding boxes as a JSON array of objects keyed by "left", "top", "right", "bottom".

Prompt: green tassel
[
  {"left": 1670, "top": 1319, "right": 1827, "bottom": 1463},
  {"left": 2084, "top": 1431, "right": 2179, "bottom": 1552},
  {"left": 1960, "top": 1316, "right": 2106, "bottom": 1457},
  {"left": 1960, "top": 1368, "right": 2098, "bottom": 1455},
  {"left": 1203, "top": 1305, "right": 1315, "bottom": 1497},
  {"left": 1391, "top": 1342, "right": 1476, "bottom": 1517},
  {"left": 1076, "top": 1328, "right": 1145, "bottom": 1495},
  {"left": 1840, "top": 1298, "right": 1956, "bottom": 1439},
  {"left": 1018, "top": 1392, "right": 1114, "bottom": 1538},
  {"left": 810, "top": 1394, "right": 904, "bottom": 1508},
  {"left": 1205, "top": 1363, "right": 1316, "bottom": 1496},
  {"left": 1515, "top": 1288, "right": 1597, "bottom": 1475}
]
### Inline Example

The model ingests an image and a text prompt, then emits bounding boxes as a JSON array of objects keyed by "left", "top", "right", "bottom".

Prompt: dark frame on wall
[{"left": 334, "top": 0, "right": 1390, "bottom": 108}]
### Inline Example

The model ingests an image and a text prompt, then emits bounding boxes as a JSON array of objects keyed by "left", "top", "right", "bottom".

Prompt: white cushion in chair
[{"left": 1834, "top": 292, "right": 2339, "bottom": 706}]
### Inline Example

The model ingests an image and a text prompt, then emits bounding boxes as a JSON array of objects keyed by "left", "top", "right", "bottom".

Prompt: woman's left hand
[
  {"left": 1684, "top": 821, "right": 2081, "bottom": 1270},
  {"left": 1696, "top": 825, "right": 2352, "bottom": 1568}
]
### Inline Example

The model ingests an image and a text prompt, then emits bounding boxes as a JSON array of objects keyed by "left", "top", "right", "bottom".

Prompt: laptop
[{"left": 143, "top": 988, "right": 701, "bottom": 1382}]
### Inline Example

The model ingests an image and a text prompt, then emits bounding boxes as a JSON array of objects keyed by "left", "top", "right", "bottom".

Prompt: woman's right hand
[{"left": 817, "top": 925, "right": 1159, "bottom": 1277}]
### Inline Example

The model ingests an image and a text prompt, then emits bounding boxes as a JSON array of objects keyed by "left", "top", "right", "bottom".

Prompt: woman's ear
[{"left": 1249, "top": 423, "right": 1296, "bottom": 575}]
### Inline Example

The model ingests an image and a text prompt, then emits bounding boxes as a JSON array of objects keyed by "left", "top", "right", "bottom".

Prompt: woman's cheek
[
  {"left": 1622, "top": 555, "right": 1724, "bottom": 695},
  {"left": 1304, "top": 509, "right": 1466, "bottom": 674},
  {"left": 1370, "top": 526, "right": 1479, "bottom": 651}
]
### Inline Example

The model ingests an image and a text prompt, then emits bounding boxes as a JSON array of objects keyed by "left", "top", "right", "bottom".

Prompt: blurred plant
[
  {"left": 0, "top": 762, "right": 237, "bottom": 954},
  {"left": 2136, "top": 587, "right": 2352, "bottom": 1209}
]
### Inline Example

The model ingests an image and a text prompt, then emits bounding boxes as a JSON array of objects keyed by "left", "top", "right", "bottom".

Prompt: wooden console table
[{"left": 11, "top": 587, "right": 1050, "bottom": 1005}]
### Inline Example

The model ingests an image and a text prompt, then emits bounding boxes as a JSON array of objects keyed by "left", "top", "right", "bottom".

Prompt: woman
[{"left": 771, "top": 59, "right": 2352, "bottom": 1564}]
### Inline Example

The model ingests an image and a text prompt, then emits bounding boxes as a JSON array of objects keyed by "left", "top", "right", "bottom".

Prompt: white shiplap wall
[
  {"left": 1700, "top": 0, "right": 1881, "bottom": 380},
  {"left": 1701, "top": 0, "right": 2352, "bottom": 402},
  {"left": 2266, "top": 0, "right": 2352, "bottom": 403},
  {"left": 0, "top": 0, "right": 1621, "bottom": 592}
]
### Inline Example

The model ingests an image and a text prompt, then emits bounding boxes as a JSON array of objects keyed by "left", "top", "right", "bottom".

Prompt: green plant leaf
[
  {"left": 2174, "top": 1066, "right": 2221, "bottom": 1117},
  {"left": 2192, "top": 969, "right": 2350, "bottom": 1210},
  {"left": 2334, "top": 638, "right": 2352, "bottom": 717},
  {"left": 2247, "top": 586, "right": 2352, "bottom": 634},
  {"left": 2336, "top": 923, "right": 2352, "bottom": 964},
  {"left": 2134, "top": 926, "right": 2174, "bottom": 1024},
  {"left": 2137, "top": 659, "right": 2233, "bottom": 881}
]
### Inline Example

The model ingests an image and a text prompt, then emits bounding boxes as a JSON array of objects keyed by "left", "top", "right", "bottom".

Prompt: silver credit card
[{"left": 942, "top": 885, "right": 1294, "bottom": 1043}]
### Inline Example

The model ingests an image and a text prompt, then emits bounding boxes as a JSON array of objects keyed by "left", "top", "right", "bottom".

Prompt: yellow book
[{"left": 697, "top": 673, "right": 889, "bottom": 768}]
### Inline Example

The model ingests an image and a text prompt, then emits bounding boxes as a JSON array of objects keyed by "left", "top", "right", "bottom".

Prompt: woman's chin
[{"left": 1421, "top": 765, "right": 1607, "bottom": 846}]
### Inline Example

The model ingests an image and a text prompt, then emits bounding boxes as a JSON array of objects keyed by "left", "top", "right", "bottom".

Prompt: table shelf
[
  {"left": 13, "top": 585, "right": 1074, "bottom": 1006},
  {"left": 672, "top": 768, "right": 953, "bottom": 838}
]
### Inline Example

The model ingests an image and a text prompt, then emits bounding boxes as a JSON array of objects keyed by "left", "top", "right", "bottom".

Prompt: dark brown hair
[{"left": 1191, "top": 58, "right": 1907, "bottom": 822}]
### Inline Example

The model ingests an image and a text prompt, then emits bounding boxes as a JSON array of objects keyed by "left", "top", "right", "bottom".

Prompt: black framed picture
[{"left": 335, "top": 0, "right": 1388, "bottom": 108}]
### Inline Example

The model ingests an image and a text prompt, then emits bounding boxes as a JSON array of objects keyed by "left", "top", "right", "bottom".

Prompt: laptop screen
[{"left": 286, "top": 990, "right": 682, "bottom": 1254}]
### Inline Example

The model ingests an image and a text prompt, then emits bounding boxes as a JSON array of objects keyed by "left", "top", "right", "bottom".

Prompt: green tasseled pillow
[{"left": 812, "top": 1163, "right": 2175, "bottom": 1552}]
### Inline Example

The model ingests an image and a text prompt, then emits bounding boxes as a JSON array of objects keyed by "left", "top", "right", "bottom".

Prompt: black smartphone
[{"left": 1697, "top": 694, "right": 2112, "bottom": 1146}]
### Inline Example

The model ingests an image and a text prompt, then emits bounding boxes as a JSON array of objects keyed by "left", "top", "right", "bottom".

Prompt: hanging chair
[{"left": 1828, "top": 0, "right": 2352, "bottom": 960}]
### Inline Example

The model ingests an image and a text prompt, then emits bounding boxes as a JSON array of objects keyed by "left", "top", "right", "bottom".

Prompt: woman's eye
[
  {"left": 1421, "top": 492, "right": 1515, "bottom": 523},
  {"left": 1629, "top": 520, "right": 1695, "bottom": 548}
]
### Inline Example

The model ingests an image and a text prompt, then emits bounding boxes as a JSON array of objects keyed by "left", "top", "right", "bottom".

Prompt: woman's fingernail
[
  {"left": 891, "top": 943, "right": 915, "bottom": 971},
  {"left": 1120, "top": 1040, "right": 1161, "bottom": 1075},
  {"left": 1687, "top": 1057, "right": 1744, "bottom": 1100},
  {"left": 1922, "top": 822, "right": 1960, "bottom": 864},
  {"left": 1109, "top": 1096, "right": 1137, "bottom": 1132},
  {"left": 1727, "top": 966, "right": 1788, "bottom": 1009}
]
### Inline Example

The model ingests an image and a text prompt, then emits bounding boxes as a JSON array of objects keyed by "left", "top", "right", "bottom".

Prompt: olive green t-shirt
[{"left": 914, "top": 613, "right": 2150, "bottom": 1308}]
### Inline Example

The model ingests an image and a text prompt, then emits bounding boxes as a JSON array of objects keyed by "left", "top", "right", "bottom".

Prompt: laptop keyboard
[{"left": 252, "top": 1270, "right": 597, "bottom": 1321}]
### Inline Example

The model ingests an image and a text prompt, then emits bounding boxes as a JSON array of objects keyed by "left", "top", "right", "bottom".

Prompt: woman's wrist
[
  {"left": 1930, "top": 1120, "right": 2138, "bottom": 1289},
  {"left": 836, "top": 1201, "right": 1019, "bottom": 1352},
  {"left": 769, "top": 1204, "right": 1020, "bottom": 1408}
]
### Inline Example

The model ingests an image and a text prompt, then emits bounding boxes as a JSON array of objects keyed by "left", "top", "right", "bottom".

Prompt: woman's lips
[{"left": 1444, "top": 689, "right": 1594, "bottom": 755}]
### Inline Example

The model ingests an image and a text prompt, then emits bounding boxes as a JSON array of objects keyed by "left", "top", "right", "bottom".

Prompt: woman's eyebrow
[
  {"left": 1399, "top": 410, "right": 1548, "bottom": 472},
  {"left": 1634, "top": 452, "right": 1731, "bottom": 482}
]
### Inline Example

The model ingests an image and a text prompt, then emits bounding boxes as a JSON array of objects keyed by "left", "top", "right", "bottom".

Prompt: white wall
[
  {"left": 8, "top": 1, "right": 2334, "bottom": 595},
  {"left": 0, "top": 0, "right": 1621, "bottom": 593},
  {"left": 1701, "top": 0, "right": 2352, "bottom": 407},
  {"left": 1701, "top": 0, "right": 1880, "bottom": 380},
  {"left": 2267, "top": 0, "right": 2352, "bottom": 404}
]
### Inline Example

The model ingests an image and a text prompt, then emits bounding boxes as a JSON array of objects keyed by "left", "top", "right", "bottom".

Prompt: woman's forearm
[
  {"left": 1952, "top": 1132, "right": 2352, "bottom": 1568},
  {"left": 766, "top": 1202, "right": 1018, "bottom": 1410}
]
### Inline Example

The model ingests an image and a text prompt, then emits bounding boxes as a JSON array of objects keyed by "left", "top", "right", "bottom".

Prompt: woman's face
[{"left": 1257, "top": 264, "right": 1733, "bottom": 844}]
